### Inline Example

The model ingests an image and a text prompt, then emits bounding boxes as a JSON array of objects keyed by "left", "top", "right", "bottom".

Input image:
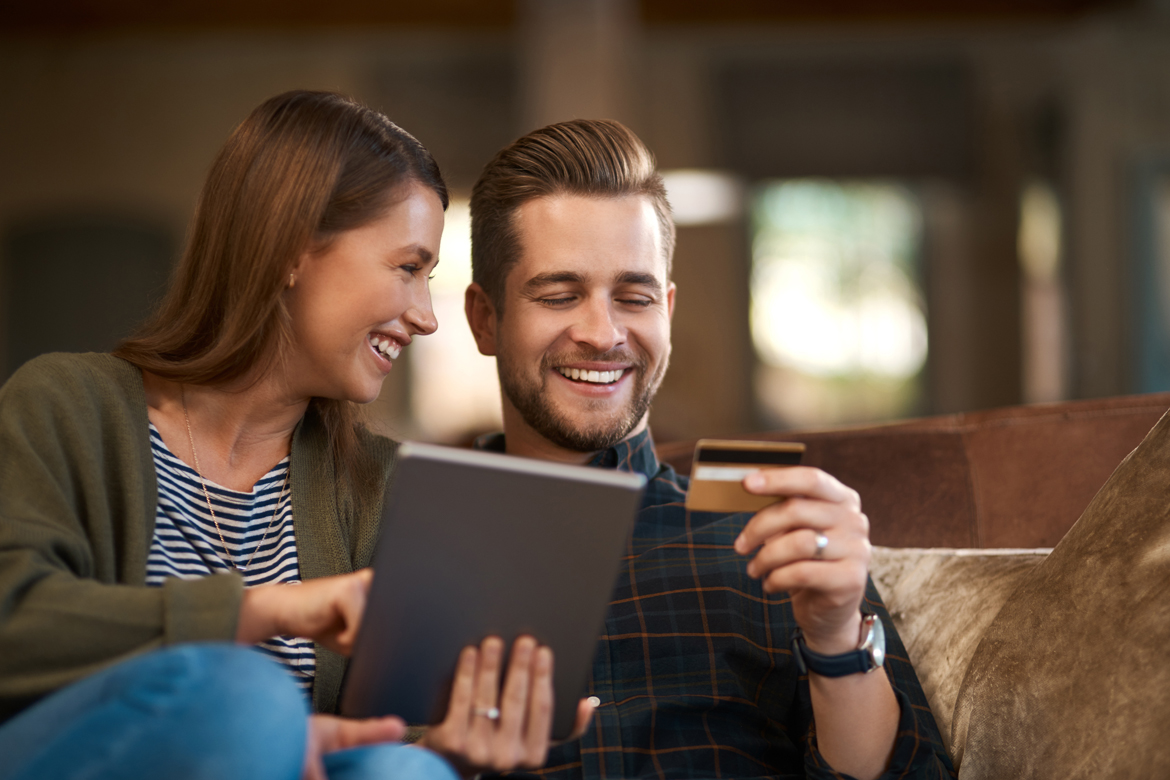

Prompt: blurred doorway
[
  {"left": 750, "top": 179, "right": 927, "bottom": 428},
  {"left": 1, "top": 216, "right": 174, "bottom": 380}
]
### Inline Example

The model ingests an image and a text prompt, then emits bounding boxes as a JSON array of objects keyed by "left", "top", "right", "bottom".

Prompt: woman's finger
[
  {"left": 494, "top": 636, "right": 535, "bottom": 761},
  {"left": 333, "top": 572, "right": 372, "bottom": 653},
  {"left": 521, "top": 645, "right": 555, "bottom": 766},
  {"left": 467, "top": 636, "right": 504, "bottom": 760},
  {"left": 568, "top": 696, "right": 597, "bottom": 742},
  {"left": 445, "top": 645, "right": 479, "bottom": 736}
]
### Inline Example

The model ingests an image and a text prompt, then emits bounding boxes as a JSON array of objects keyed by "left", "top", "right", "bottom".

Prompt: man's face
[{"left": 475, "top": 194, "right": 675, "bottom": 454}]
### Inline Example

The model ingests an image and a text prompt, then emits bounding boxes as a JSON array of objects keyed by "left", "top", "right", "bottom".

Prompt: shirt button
[{"left": 587, "top": 696, "right": 601, "bottom": 707}]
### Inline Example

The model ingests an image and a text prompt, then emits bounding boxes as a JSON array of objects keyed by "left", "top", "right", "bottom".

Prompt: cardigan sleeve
[{"left": 0, "top": 354, "right": 243, "bottom": 724}]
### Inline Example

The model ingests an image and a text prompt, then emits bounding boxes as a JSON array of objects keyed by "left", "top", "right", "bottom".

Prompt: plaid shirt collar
[{"left": 473, "top": 427, "right": 662, "bottom": 481}]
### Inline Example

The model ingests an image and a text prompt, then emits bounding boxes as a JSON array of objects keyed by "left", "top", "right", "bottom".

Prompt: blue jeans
[{"left": 0, "top": 644, "right": 458, "bottom": 780}]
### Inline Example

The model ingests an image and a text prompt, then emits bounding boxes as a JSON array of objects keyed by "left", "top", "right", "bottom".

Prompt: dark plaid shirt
[{"left": 479, "top": 429, "right": 954, "bottom": 780}]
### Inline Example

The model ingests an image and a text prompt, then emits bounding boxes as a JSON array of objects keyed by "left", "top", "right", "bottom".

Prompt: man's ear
[
  {"left": 666, "top": 281, "right": 677, "bottom": 322},
  {"left": 464, "top": 282, "right": 499, "bottom": 356}
]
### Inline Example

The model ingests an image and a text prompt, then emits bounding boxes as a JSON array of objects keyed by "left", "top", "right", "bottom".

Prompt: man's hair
[{"left": 470, "top": 119, "right": 675, "bottom": 311}]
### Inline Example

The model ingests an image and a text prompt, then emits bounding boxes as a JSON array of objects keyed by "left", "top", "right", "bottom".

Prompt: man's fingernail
[
  {"left": 734, "top": 534, "right": 746, "bottom": 553},
  {"left": 745, "top": 473, "right": 764, "bottom": 490}
]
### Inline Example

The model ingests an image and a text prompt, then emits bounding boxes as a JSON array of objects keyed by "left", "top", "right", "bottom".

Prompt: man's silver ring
[
  {"left": 473, "top": 706, "right": 500, "bottom": 720},
  {"left": 813, "top": 532, "right": 829, "bottom": 560}
]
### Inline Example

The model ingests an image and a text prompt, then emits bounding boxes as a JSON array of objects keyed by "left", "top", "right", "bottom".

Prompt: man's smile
[{"left": 554, "top": 367, "right": 627, "bottom": 385}]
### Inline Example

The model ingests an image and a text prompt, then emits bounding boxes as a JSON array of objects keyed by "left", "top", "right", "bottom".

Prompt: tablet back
[{"left": 339, "top": 441, "right": 646, "bottom": 739}]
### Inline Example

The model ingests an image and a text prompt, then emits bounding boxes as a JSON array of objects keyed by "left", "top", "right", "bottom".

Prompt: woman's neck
[{"left": 142, "top": 369, "right": 311, "bottom": 492}]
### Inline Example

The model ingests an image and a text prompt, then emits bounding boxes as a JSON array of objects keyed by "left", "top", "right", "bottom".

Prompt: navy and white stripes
[{"left": 145, "top": 424, "right": 316, "bottom": 694}]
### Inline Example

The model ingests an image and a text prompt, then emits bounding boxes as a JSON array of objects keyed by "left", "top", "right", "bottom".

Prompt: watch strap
[{"left": 791, "top": 612, "right": 884, "bottom": 678}]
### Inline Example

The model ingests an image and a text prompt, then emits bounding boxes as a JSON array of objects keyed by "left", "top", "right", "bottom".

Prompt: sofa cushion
[
  {"left": 870, "top": 546, "right": 1050, "bottom": 760},
  {"left": 951, "top": 409, "right": 1170, "bottom": 778},
  {"left": 655, "top": 393, "right": 1170, "bottom": 549}
]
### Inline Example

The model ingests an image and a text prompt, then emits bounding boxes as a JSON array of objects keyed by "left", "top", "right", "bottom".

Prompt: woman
[{"left": 0, "top": 90, "right": 582, "bottom": 780}]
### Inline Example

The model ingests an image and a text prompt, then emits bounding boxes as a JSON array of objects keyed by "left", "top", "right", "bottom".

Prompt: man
[{"left": 464, "top": 120, "right": 952, "bottom": 779}]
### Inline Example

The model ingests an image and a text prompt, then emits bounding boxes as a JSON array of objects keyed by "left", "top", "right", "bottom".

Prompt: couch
[{"left": 656, "top": 392, "right": 1170, "bottom": 778}]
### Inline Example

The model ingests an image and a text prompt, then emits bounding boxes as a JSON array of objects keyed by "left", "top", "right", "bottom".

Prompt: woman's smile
[{"left": 285, "top": 181, "right": 443, "bottom": 404}]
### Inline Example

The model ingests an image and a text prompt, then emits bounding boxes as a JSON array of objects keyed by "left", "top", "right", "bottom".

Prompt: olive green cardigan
[{"left": 0, "top": 353, "right": 396, "bottom": 723}]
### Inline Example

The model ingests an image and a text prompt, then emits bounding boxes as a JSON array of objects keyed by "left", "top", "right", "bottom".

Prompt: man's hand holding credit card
[
  {"left": 685, "top": 439, "right": 806, "bottom": 513},
  {"left": 686, "top": 438, "right": 896, "bottom": 771}
]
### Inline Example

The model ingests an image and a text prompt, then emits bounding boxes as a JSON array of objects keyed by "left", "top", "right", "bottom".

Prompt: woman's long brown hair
[{"left": 116, "top": 90, "right": 447, "bottom": 497}]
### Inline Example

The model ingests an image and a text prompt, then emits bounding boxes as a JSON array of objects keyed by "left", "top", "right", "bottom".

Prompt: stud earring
[{"left": 288, "top": 273, "right": 295, "bottom": 289}]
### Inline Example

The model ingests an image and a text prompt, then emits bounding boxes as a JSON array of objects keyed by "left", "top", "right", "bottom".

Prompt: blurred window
[
  {"left": 409, "top": 197, "right": 503, "bottom": 443},
  {"left": 1018, "top": 180, "right": 1067, "bottom": 403},
  {"left": 1134, "top": 164, "right": 1170, "bottom": 393},
  {"left": 750, "top": 180, "right": 927, "bottom": 428}
]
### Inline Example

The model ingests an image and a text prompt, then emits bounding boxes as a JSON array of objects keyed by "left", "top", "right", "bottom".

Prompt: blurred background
[{"left": 3, "top": 0, "right": 1170, "bottom": 445}]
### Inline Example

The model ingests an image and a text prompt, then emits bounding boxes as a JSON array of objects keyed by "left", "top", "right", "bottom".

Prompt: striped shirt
[
  {"left": 145, "top": 424, "right": 316, "bottom": 694},
  {"left": 479, "top": 428, "right": 954, "bottom": 780}
]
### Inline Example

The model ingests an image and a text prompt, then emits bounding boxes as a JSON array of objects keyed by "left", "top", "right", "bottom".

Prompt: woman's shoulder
[
  {"left": 355, "top": 424, "right": 399, "bottom": 462},
  {"left": 1, "top": 352, "right": 145, "bottom": 418}
]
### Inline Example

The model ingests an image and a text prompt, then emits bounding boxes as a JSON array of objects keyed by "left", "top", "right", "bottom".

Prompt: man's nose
[{"left": 568, "top": 296, "right": 624, "bottom": 352}]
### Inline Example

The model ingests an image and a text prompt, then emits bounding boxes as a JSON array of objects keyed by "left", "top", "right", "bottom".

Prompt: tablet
[{"left": 339, "top": 441, "right": 647, "bottom": 739}]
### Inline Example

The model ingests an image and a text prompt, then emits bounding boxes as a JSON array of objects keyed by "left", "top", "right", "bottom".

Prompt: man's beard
[{"left": 498, "top": 347, "right": 666, "bottom": 453}]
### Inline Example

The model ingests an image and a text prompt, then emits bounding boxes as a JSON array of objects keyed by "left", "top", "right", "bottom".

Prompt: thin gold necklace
[{"left": 180, "top": 388, "right": 289, "bottom": 573}]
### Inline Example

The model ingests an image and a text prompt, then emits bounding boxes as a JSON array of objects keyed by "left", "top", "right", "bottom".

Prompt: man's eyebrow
[
  {"left": 615, "top": 271, "right": 663, "bottom": 291},
  {"left": 522, "top": 271, "right": 585, "bottom": 291}
]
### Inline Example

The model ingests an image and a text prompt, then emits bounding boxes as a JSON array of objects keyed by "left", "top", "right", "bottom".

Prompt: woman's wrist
[{"left": 236, "top": 584, "right": 283, "bottom": 644}]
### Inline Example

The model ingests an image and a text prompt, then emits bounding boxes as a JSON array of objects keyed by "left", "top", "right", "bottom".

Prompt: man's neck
[{"left": 500, "top": 402, "right": 649, "bottom": 465}]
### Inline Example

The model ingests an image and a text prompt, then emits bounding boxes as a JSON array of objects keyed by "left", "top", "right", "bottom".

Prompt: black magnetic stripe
[{"left": 695, "top": 449, "right": 803, "bottom": 466}]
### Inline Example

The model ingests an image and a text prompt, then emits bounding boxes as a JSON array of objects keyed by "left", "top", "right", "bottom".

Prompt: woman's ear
[
  {"left": 287, "top": 248, "right": 312, "bottom": 291},
  {"left": 464, "top": 283, "right": 499, "bottom": 356}
]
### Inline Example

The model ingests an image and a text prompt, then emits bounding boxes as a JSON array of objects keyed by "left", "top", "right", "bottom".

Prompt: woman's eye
[{"left": 400, "top": 264, "right": 433, "bottom": 278}]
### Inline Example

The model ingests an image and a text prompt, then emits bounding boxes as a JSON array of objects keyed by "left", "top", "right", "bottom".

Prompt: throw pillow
[
  {"left": 870, "top": 547, "right": 1050, "bottom": 761},
  {"left": 951, "top": 409, "right": 1170, "bottom": 778}
]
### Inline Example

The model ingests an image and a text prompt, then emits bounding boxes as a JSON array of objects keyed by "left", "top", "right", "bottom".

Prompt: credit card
[{"left": 685, "top": 439, "right": 805, "bottom": 513}]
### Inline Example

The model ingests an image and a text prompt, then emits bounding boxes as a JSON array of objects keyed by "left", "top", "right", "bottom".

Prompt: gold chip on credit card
[{"left": 685, "top": 439, "right": 805, "bottom": 513}]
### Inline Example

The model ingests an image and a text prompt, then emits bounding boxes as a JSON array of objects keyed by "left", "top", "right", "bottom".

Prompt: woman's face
[{"left": 285, "top": 180, "right": 443, "bottom": 404}]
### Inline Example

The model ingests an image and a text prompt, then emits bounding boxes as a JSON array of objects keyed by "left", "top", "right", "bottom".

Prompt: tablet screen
[{"left": 340, "top": 441, "right": 646, "bottom": 739}]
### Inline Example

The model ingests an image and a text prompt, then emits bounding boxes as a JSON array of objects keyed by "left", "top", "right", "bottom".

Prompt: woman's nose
[{"left": 405, "top": 287, "right": 438, "bottom": 336}]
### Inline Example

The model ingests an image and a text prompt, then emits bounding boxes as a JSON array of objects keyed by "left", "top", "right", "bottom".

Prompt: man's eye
[
  {"left": 618, "top": 298, "right": 653, "bottom": 307},
  {"left": 540, "top": 296, "right": 576, "bottom": 306}
]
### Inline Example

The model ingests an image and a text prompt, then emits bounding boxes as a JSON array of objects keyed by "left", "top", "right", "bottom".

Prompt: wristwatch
[{"left": 791, "top": 611, "right": 886, "bottom": 677}]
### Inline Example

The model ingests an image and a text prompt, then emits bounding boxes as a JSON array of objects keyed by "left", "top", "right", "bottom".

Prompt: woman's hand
[
  {"left": 236, "top": 568, "right": 372, "bottom": 654},
  {"left": 302, "top": 713, "right": 406, "bottom": 780},
  {"left": 420, "top": 636, "right": 594, "bottom": 778}
]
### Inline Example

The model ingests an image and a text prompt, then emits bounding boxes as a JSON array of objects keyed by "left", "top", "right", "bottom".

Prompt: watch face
[
  {"left": 870, "top": 615, "right": 886, "bottom": 668},
  {"left": 859, "top": 613, "right": 886, "bottom": 670}
]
